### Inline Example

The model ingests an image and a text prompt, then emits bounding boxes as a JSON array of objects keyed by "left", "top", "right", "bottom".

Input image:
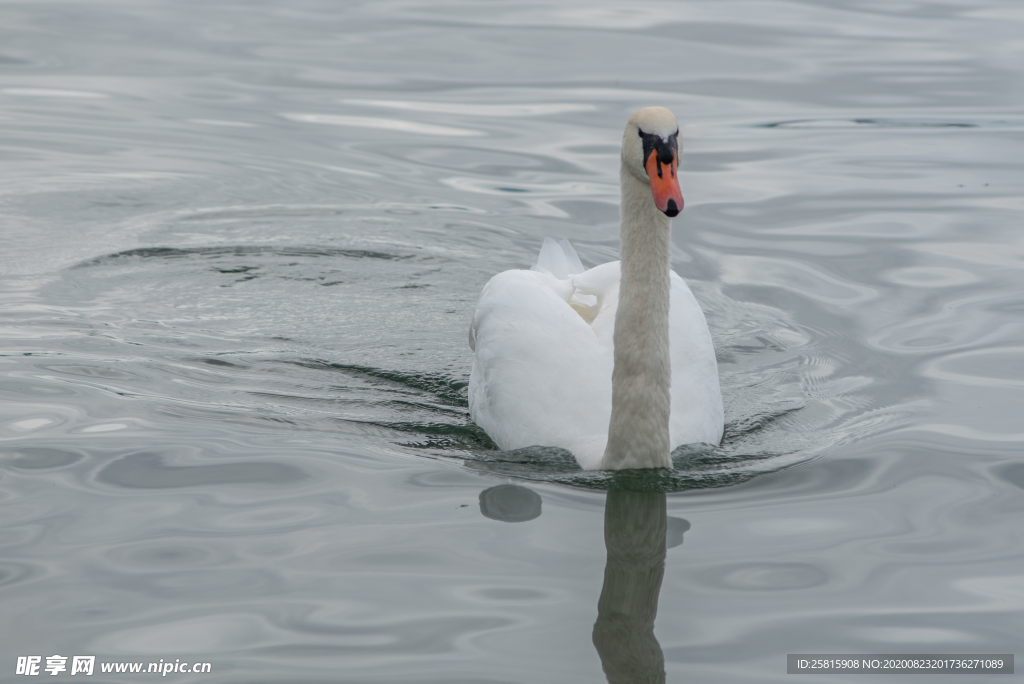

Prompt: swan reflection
[
  {"left": 593, "top": 490, "right": 672, "bottom": 684},
  {"left": 478, "top": 485, "right": 686, "bottom": 683}
]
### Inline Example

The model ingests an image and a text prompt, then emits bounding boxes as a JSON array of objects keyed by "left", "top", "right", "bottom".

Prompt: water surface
[{"left": 2, "top": 0, "right": 1023, "bottom": 681}]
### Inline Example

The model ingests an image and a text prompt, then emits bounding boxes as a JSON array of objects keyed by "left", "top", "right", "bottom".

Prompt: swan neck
[{"left": 602, "top": 162, "right": 673, "bottom": 470}]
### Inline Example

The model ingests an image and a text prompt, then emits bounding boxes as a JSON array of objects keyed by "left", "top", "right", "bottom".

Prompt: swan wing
[
  {"left": 668, "top": 272, "right": 724, "bottom": 446},
  {"left": 530, "top": 237, "right": 585, "bottom": 279},
  {"left": 468, "top": 267, "right": 613, "bottom": 469}
]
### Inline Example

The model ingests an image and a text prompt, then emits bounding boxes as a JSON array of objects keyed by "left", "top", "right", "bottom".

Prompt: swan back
[{"left": 467, "top": 245, "right": 722, "bottom": 469}]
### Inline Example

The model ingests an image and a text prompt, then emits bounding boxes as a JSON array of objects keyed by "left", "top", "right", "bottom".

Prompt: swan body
[{"left": 468, "top": 108, "right": 723, "bottom": 470}]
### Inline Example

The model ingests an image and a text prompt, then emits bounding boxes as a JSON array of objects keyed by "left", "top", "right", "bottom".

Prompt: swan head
[{"left": 621, "top": 107, "right": 684, "bottom": 217}]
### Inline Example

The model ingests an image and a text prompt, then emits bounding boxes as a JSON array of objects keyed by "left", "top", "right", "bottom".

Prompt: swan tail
[{"left": 530, "top": 237, "right": 585, "bottom": 280}]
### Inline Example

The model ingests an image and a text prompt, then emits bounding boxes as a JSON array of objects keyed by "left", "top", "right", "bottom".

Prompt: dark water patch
[
  {"left": 0, "top": 562, "right": 40, "bottom": 588},
  {"left": 445, "top": 418, "right": 815, "bottom": 491},
  {"left": 673, "top": 446, "right": 787, "bottom": 475},
  {"left": 192, "top": 356, "right": 248, "bottom": 369},
  {"left": 387, "top": 421, "right": 495, "bottom": 450},
  {"left": 457, "top": 446, "right": 765, "bottom": 493},
  {"left": 387, "top": 400, "right": 467, "bottom": 418},
  {"left": 465, "top": 446, "right": 580, "bottom": 474},
  {"left": 759, "top": 118, "right": 979, "bottom": 129},
  {"left": 572, "top": 467, "right": 762, "bottom": 493},
  {"left": 993, "top": 462, "right": 1024, "bottom": 491},
  {"left": 592, "top": 466, "right": 764, "bottom": 493},
  {"left": 96, "top": 452, "right": 307, "bottom": 489},
  {"left": 721, "top": 405, "right": 804, "bottom": 449},
  {"left": 75, "top": 245, "right": 407, "bottom": 268},
  {"left": 479, "top": 484, "right": 542, "bottom": 523},
  {"left": 1, "top": 447, "right": 83, "bottom": 470},
  {"left": 426, "top": 204, "right": 479, "bottom": 212},
  {"left": 104, "top": 543, "right": 218, "bottom": 570},
  {"left": 723, "top": 336, "right": 787, "bottom": 355},
  {"left": 215, "top": 265, "right": 259, "bottom": 274},
  {"left": 294, "top": 359, "right": 469, "bottom": 407}
]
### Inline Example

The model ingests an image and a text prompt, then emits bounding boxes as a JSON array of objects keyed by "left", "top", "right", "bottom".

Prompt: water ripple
[{"left": 2, "top": 0, "right": 1023, "bottom": 679}]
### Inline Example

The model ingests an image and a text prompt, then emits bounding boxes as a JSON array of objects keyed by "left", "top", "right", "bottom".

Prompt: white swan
[{"left": 468, "top": 107, "right": 723, "bottom": 470}]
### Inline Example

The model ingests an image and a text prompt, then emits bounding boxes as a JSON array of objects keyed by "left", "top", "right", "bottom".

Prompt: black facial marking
[{"left": 638, "top": 128, "right": 679, "bottom": 177}]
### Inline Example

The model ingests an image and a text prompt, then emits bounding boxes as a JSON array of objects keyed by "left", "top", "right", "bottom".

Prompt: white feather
[{"left": 468, "top": 242, "right": 723, "bottom": 470}]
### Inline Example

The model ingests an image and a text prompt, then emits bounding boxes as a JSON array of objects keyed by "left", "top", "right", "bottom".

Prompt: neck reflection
[{"left": 593, "top": 490, "right": 668, "bottom": 684}]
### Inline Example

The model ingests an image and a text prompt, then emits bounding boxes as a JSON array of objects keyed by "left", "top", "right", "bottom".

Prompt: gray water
[{"left": 2, "top": 0, "right": 1023, "bottom": 681}]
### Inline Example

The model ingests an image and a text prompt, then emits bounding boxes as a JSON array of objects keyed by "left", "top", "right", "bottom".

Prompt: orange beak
[{"left": 645, "top": 150, "right": 683, "bottom": 217}]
